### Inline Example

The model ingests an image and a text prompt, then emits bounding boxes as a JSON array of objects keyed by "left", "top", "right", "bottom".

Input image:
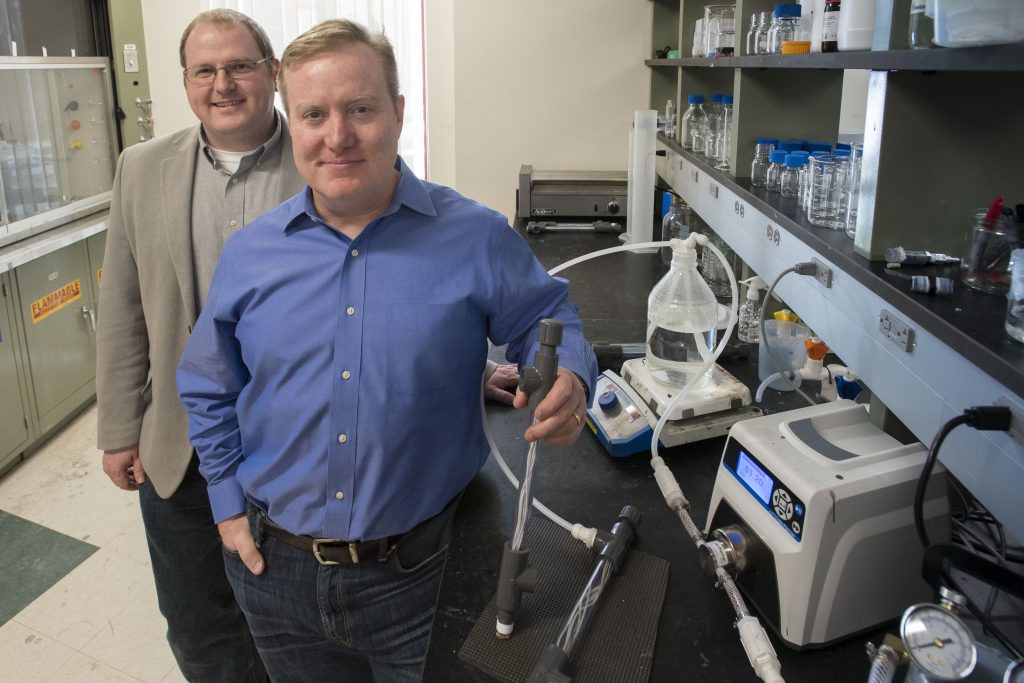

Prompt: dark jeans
[
  {"left": 223, "top": 496, "right": 459, "bottom": 683},
  {"left": 139, "top": 456, "right": 267, "bottom": 682}
]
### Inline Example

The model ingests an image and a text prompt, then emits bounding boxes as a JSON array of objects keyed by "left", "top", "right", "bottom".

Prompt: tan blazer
[{"left": 95, "top": 123, "right": 306, "bottom": 498}]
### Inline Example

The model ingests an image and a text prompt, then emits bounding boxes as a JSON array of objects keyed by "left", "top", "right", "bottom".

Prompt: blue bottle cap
[
  {"left": 810, "top": 142, "right": 832, "bottom": 152},
  {"left": 723, "top": 95, "right": 734, "bottom": 105},
  {"left": 790, "top": 150, "right": 810, "bottom": 157},
  {"left": 712, "top": 94, "right": 724, "bottom": 103},
  {"left": 769, "top": 150, "right": 788, "bottom": 164},
  {"left": 809, "top": 150, "right": 830, "bottom": 157},
  {"left": 755, "top": 137, "right": 775, "bottom": 145},
  {"left": 775, "top": 3, "right": 801, "bottom": 17},
  {"left": 835, "top": 142, "right": 852, "bottom": 151},
  {"left": 784, "top": 154, "right": 806, "bottom": 167},
  {"left": 833, "top": 149, "right": 851, "bottom": 156},
  {"left": 687, "top": 94, "right": 705, "bottom": 105},
  {"left": 778, "top": 141, "right": 802, "bottom": 152}
]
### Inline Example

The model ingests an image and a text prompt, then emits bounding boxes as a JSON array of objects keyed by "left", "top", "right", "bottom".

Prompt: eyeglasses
[{"left": 183, "top": 57, "right": 273, "bottom": 85}]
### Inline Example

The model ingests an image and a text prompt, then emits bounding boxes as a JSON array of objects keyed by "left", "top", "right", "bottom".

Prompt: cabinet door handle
[{"left": 81, "top": 305, "right": 96, "bottom": 332}]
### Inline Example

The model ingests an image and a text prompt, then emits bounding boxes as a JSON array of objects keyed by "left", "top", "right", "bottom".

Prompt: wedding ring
[{"left": 572, "top": 412, "right": 581, "bottom": 425}]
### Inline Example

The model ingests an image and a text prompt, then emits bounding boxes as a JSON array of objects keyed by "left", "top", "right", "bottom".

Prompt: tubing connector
[
  {"left": 495, "top": 541, "right": 537, "bottom": 638},
  {"left": 571, "top": 523, "right": 599, "bottom": 549},
  {"left": 519, "top": 319, "right": 563, "bottom": 410},
  {"left": 737, "top": 616, "right": 784, "bottom": 683},
  {"left": 651, "top": 455, "right": 687, "bottom": 511}
]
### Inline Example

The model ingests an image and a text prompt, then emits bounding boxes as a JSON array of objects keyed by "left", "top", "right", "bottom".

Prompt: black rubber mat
[{"left": 459, "top": 516, "right": 669, "bottom": 683}]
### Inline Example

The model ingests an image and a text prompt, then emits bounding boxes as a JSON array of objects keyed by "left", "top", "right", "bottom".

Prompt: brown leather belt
[{"left": 261, "top": 521, "right": 403, "bottom": 566}]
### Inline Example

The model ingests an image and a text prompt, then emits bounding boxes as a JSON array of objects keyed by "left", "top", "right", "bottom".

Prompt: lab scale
[
  {"left": 703, "top": 400, "right": 950, "bottom": 649},
  {"left": 586, "top": 357, "right": 761, "bottom": 457}
]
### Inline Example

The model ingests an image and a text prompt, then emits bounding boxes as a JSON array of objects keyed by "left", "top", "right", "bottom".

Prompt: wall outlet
[
  {"left": 995, "top": 395, "right": 1024, "bottom": 446},
  {"left": 879, "top": 309, "right": 913, "bottom": 352},
  {"left": 812, "top": 258, "right": 833, "bottom": 288}
]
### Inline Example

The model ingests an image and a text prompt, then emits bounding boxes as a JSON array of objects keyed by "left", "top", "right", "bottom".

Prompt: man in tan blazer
[{"left": 95, "top": 10, "right": 304, "bottom": 681}]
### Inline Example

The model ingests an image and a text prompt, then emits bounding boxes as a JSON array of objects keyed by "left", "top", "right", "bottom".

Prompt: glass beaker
[
  {"left": 808, "top": 155, "right": 849, "bottom": 230},
  {"left": 961, "top": 210, "right": 1017, "bottom": 295},
  {"left": 843, "top": 144, "right": 864, "bottom": 239},
  {"left": 704, "top": 5, "right": 737, "bottom": 57}
]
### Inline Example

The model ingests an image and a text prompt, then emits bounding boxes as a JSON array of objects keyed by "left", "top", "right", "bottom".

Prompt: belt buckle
[
  {"left": 311, "top": 538, "right": 360, "bottom": 565},
  {"left": 312, "top": 538, "right": 342, "bottom": 566}
]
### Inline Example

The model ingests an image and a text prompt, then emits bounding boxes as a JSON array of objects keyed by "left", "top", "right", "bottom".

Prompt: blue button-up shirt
[{"left": 177, "top": 158, "right": 597, "bottom": 540}]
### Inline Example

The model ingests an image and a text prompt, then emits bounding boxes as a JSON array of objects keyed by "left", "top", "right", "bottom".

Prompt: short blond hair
[
  {"left": 179, "top": 9, "right": 275, "bottom": 67},
  {"left": 278, "top": 19, "right": 400, "bottom": 113}
]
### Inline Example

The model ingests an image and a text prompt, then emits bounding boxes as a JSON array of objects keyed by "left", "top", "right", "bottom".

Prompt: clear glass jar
[
  {"left": 746, "top": 12, "right": 760, "bottom": 55},
  {"left": 780, "top": 154, "right": 805, "bottom": 197},
  {"left": 769, "top": 4, "right": 802, "bottom": 54},
  {"left": 765, "top": 150, "right": 788, "bottom": 193},
  {"left": 680, "top": 94, "right": 707, "bottom": 153},
  {"left": 661, "top": 199, "right": 692, "bottom": 266},
  {"left": 715, "top": 96, "right": 734, "bottom": 172},
  {"left": 843, "top": 144, "right": 863, "bottom": 239},
  {"left": 750, "top": 138, "right": 775, "bottom": 187},
  {"left": 704, "top": 94, "right": 723, "bottom": 159}
]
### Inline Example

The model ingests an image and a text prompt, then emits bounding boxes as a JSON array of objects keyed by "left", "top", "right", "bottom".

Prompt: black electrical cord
[{"left": 914, "top": 406, "right": 1012, "bottom": 550}]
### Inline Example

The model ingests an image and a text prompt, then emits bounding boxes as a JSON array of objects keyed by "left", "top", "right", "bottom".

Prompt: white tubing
[
  {"left": 483, "top": 239, "right": 674, "bottom": 541},
  {"left": 755, "top": 371, "right": 803, "bottom": 403}
]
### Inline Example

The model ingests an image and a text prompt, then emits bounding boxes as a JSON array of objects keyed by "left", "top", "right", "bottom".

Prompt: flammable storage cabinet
[
  {"left": 0, "top": 270, "right": 33, "bottom": 474},
  {"left": 0, "top": 56, "right": 117, "bottom": 469}
]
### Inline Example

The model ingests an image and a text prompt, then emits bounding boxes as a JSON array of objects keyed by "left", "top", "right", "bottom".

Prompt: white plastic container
[
  {"left": 933, "top": 0, "right": 1024, "bottom": 47},
  {"left": 837, "top": 0, "right": 877, "bottom": 51}
]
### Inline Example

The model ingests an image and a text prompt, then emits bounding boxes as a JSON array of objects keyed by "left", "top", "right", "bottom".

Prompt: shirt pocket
[{"left": 386, "top": 302, "right": 468, "bottom": 396}]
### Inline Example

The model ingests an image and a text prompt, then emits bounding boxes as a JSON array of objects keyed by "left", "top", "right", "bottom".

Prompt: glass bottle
[
  {"left": 756, "top": 11, "right": 772, "bottom": 54},
  {"left": 700, "top": 231, "right": 736, "bottom": 300},
  {"left": 664, "top": 99, "right": 677, "bottom": 139},
  {"left": 647, "top": 239, "right": 719, "bottom": 389},
  {"left": 822, "top": 0, "right": 841, "bottom": 52},
  {"left": 660, "top": 198, "right": 692, "bottom": 266},
  {"left": 705, "top": 94, "right": 724, "bottom": 158},
  {"left": 765, "top": 150, "right": 787, "bottom": 192},
  {"left": 908, "top": 0, "right": 934, "bottom": 49},
  {"left": 780, "top": 153, "right": 805, "bottom": 197},
  {"left": 769, "top": 4, "right": 802, "bottom": 54},
  {"left": 737, "top": 277, "right": 766, "bottom": 343},
  {"left": 680, "top": 94, "right": 707, "bottom": 153},
  {"left": 750, "top": 138, "right": 775, "bottom": 187},
  {"left": 715, "top": 96, "right": 734, "bottom": 172},
  {"left": 745, "top": 12, "right": 759, "bottom": 55}
]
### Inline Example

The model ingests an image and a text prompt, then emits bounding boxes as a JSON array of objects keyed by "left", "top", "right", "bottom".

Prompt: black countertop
[{"left": 423, "top": 229, "right": 888, "bottom": 682}]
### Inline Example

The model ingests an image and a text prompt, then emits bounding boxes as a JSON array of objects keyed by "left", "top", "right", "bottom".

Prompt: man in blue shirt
[{"left": 177, "top": 18, "right": 597, "bottom": 682}]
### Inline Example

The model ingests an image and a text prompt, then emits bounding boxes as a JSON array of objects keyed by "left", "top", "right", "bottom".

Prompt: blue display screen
[{"left": 736, "top": 451, "right": 773, "bottom": 505}]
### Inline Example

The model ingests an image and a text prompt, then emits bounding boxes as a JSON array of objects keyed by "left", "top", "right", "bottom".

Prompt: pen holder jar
[{"left": 961, "top": 210, "right": 1017, "bottom": 295}]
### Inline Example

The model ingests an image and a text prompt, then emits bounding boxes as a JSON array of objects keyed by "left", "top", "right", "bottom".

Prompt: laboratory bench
[{"left": 423, "top": 228, "right": 888, "bottom": 682}]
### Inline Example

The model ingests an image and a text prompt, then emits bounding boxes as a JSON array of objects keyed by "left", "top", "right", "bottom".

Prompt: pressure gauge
[{"left": 900, "top": 603, "right": 977, "bottom": 681}]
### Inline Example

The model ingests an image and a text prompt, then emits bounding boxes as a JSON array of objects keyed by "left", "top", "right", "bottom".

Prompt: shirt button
[
  {"left": 337, "top": 433, "right": 348, "bottom": 444},
  {"left": 351, "top": 249, "right": 359, "bottom": 257},
  {"left": 346, "top": 306, "right": 355, "bottom": 316},
  {"left": 229, "top": 219, "right": 237, "bottom": 227},
  {"left": 231, "top": 178, "right": 239, "bottom": 185},
  {"left": 342, "top": 370, "right": 351, "bottom": 380},
  {"left": 335, "top": 491, "right": 345, "bottom": 500}
]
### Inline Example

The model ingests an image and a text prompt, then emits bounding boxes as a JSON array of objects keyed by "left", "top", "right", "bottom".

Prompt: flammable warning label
[{"left": 31, "top": 279, "right": 82, "bottom": 323}]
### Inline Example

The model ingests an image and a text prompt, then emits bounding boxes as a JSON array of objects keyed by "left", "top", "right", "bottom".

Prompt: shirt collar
[
  {"left": 285, "top": 155, "right": 437, "bottom": 233},
  {"left": 199, "top": 110, "right": 284, "bottom": 170}
]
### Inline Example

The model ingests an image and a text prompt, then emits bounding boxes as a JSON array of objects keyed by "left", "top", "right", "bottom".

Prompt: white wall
[
  {"left": 140, "top": 1, "right": 652, "bottom": 220},
  {"left": 425, "top": 0, "right": 652, "bottom": 219}
]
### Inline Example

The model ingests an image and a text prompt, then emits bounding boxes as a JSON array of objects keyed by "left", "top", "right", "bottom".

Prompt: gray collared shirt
[{"left": 191, "top": 112, "right": 287, "bottom": 309}]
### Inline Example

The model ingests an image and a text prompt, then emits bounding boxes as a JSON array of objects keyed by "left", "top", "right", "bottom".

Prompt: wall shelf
[
  {"left": 662, "top": 135, "right": 1024, "bottom": 396},
  {"left": 647, "top": 43, "right": 1024, "bottom": 71}
]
